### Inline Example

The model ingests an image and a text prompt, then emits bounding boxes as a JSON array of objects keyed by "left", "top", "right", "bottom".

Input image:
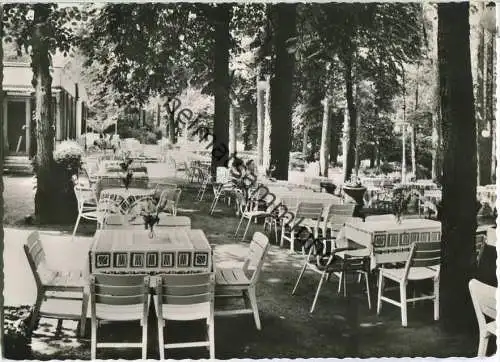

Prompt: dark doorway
[{"left": 7, "top": 100, "right": 26, "bottom": 154}]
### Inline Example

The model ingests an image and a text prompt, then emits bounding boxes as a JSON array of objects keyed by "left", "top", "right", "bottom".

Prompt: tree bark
[
  {"left": 256, "top": 78, "right": 266, "bottom": 166},
  {"left": 343, "top": 52, "right": 357, "bottom": 182},
  {"left": 426, "top": 3, "right": 442, "bottom": 181},
  {"left": 0, "top": 3, "right": 4, "bottom": 349},
  {"left": 229, "top": 102, "right": 237, "bottom": 156},
  {"left": 270, "top": 3, "right": 297, "bottom": 180},
  {"left": 329, "top": 110, "right": 341, "bottom": 167},
  {"left": 212, "top": 4, "right": 231, "bottom": 174},
  {"left": 319, "top": 96, "right": 331, "bottom": 177},
  {"left": 438, "top": 2, "right": 477, "bottom": 329},
  {"left": 262, "top": 76, "right": 271, "bottom": 171},
  {"left": 302, "top": 122, "right": 309, "bottom": 156},
  {"left": 33, "top": 4, "right": 56, "bottom": 223},
  {"left": 342, "top": 105, "right": 350, "bottom": 180}
]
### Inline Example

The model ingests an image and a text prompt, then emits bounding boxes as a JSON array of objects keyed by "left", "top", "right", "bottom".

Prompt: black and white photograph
[{"left": 0, "top": 1, "right": 497, "bottom": 360}]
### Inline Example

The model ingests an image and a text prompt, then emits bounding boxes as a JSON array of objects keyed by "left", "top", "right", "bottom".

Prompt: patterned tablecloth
[
  {"left": 90, "top": 228, "right": 212, "bottom": 274},
  {"left": 96, "top": 171, "right": 149, "bottom": 197},
  {"left": 344, "top": 218, "right": 442, "bottom": 268}
]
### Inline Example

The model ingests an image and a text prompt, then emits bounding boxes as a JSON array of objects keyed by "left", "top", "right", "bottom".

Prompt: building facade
[{"left": 2, "top": 61, "right": 88, "bottom": 158}]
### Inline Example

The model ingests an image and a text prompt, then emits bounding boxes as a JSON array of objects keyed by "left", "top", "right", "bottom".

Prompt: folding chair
[
  {"left": 154, "top": 273, "right": 215, "bottom": 359},
  {"left": 281, "top": 202, "right": 324, "bottom": 252},
  {"left": 90, "top": 274, "right": 150, "bottom": 359},
  {"left": 24, "top": 231, "right": 88, "bottom": 336},
  {"left": 215, "top": 232, "right": 270, "bottom": 330}
]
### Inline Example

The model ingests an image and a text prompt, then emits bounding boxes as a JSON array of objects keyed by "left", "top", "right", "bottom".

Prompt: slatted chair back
[
  {"left": 469, "top": 278, "right": 497, "bottom": 338},
  {"left": 293, "top": 202, "right": 324, "bottom": 229},
  {"left": 323, "top": 203, "right": 355, "bottom": 232},
  {"left": 90, "top": 274, "right": 150, "bottom": 307},
  {"left": 156, "top": 273, "right": 214, "bottom": 306},
  {"left": 24, "top": 231, "right": 47, "bottom": 288},
  {"left": 243, "top": 232, "right": 270, "bottom": 286},
  {"left": 402, "top": 241, "right": 441, "bottom": 280}
]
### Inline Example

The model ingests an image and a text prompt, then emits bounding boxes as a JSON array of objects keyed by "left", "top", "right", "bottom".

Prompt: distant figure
[
  {"left": 246, "top": 159, "right": 257, "bottom": 176},
  {"left": 266, "top": 164, "right": 277, "bottom": 179}
]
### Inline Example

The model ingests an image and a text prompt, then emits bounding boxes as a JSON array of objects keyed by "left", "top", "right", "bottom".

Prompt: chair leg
[
  {"left": 364, "top": 272, "right": 372, "bottom": 310},
  {"left": 280, "top": 224, "right": 285, "bottom": 248},
  {"left": 247, "top": 287, "right": 261, "bottom": 330},
  {"left": 433, "top": 278, "right": 440, "bottom": 321},
  {"left": 141, "top": 317, "right": 148, "bottom": 359},
  {"left": 400, "top": 282, "right": 408, "bottom": 327},
  {"left": 477, "top": 334, "right": 489, "bottom": 357},
  {"left": 208, "top": 318, "right": 215, "bottom": 359},
  {"left": 242, "top": 217, "right": 253, "bottom": 241},
  {"left": 79, "top": 291, "right": 89, "bottom": 337},
  {"left": 337, "top": 272, "right": 343, "bottom": 294},
  {"left": 290, "top": 232, "right": 295, "bottom": 253},
  {"left": 72, "top": 212, "right": 82, "bottom": 240},
  {"left": 343, "top": 272, "right": 347, "bottom": 297},
  {"left": 377, "top": 272, "right": 384, "bottom": 315},
  {"left": 310, "top": 272, "right": 327, "bottom": 313},
  {"left": 91, "top": 318, "right": 97, "bottom": 360},
  {"left": 235, "top": 215, "right": 245, "bottom": 236},
  {"left": 29, "top": 293, "right": 44, "bottom": 334},
  {"left": 291, "top": 261, "right": 309, "bottom": 295},
  {"left": 157, "top": 319, "right": 165, "bottom": 360}
]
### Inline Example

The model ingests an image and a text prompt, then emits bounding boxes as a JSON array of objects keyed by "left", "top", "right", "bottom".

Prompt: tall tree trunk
[
  {"left": 302, "top": 122, "right": 309, "bottom": 156},
  {"left": 212, "top": 4, "right": 231, "bottom": 174},
  {"left": 0, "top": 3, "right": 4, "bottom": 349},
  {"left": 475, "top": 4, "right": 485, "bottom": 186},
  {"left": 319, "top": 96, "right": 331, "bottom": 177},
  {"left": 33, "top": 4, "right": 56, "bottom": 223},
  {"left": 343, "top": 52, "right": 357, "bottom": 182},
  {"left": 411, "top": 64, "right": 419, "bottom": 178},
  {"left": 270, "top": 3, "right": 297, "bottom": 180},
  {"left": 329, "top": 110, "right": 341, "bottom": 167},
  {"left": 229, "top": 102, "right": 236, "bottom": 156},
  {"left": 438, "top": 2, "right": 477, "bottom": 329},
  {"left": 256, "top": 77, "right": 266, "bottom": 166},
  {"left": 426, "top": 3, "right": 442, "bottom": 181},
  {"left": 342, "top": 105, "right": 350, "bottom": 180},
  {"left": 262, "top": 76, "right": 271, "bottom": 171}
]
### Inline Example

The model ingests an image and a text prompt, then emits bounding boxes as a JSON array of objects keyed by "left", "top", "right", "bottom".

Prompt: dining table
[
  {"left": 344, "top": 218, "right": 442, "bottom": 268},
  {"left": 89, "top": 228, "right": 212, "bottom": 275},
  {"left": 95, "top": 171, "right": 149, "bottom": 197}
]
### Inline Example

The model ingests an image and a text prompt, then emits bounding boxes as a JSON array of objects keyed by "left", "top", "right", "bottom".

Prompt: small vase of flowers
[
  {"left": 140, "top": 198, "right": 160, "bottom": 238},
  {"left": 120, "top": 157, "right": 134, "bottom": 190}
]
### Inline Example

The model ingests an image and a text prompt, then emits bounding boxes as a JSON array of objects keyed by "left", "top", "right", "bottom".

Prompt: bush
[
  {"left": 144, "top": 131, "right": 159, "bottom": 144},
  {"left": 53, "top": 140, "right": 84, "bottom": 173},
  {"left": 3, "top": 306, "right": 33, "bottom": 359},
  {"left": 380, "top": 162, "right": 394, "bottom": 174}
]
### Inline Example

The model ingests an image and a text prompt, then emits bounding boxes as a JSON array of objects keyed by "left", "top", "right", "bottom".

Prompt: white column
[
  {"left": 25, "top": 97, "right": 31, "bottom": 156},
  {"left": 76, "top": 99, "right": 82, "bottom": 139},
  {"left": 55, "top": 92, "right": 62, "bottom": 141}
]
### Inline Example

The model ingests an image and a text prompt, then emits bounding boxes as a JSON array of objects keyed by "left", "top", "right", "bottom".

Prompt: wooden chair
[
  {"left": 154, "top": 273, "right": 215, "bottom": 359},
  {"left": 321, "top": 203, "right": 355, "bottom": 238},
  {"left": 196, "top": 169, "right": 212, "bottom": 202},
  {"left": 24, "top": 231, "right": 88, "bottom": 336},
  {"left": 469, "top": 279, "right": 497, "bottom": 357},
  {"left": 281, "top": 202, "right": 324, "bottom": 252},
  {"left": 291, "top": 237, "right": 371, "bottom": 313},
  {"left": 377, "top": 241, "right": 441, "bottom": 327},
  {"left": 89, "top": 274, "right": 150, "bottom": 359},
  {"left": 215, "top": 232, "right": 270, "bottom": 330}
]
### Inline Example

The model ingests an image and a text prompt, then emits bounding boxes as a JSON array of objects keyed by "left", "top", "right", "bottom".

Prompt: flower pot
[{"left": 342, "top": 185, "right": 367, "bottom": 205}]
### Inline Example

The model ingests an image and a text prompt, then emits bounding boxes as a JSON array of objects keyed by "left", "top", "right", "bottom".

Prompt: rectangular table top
[
  {"left": 90, "top": 228, "right": 212, "bottom": 274},
  {"left": 345, "top": 218, "right": 441, "bottom": 234}
]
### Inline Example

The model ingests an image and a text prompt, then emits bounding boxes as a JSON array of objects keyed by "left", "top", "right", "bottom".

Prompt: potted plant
[{"left": 342, "top": 174, "right": 367, "bottom": 205}]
